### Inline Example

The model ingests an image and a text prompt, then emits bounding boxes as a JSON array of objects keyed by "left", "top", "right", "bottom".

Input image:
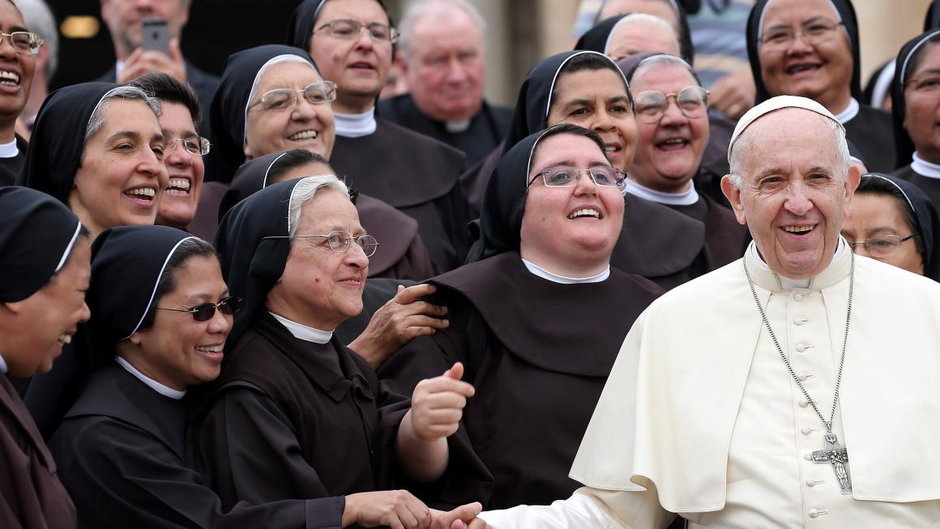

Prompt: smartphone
[{"left": 141, "top": 18, "right": 170, "bottom": 54}]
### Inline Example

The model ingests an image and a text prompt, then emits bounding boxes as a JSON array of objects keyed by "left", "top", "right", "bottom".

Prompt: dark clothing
[
  {"left": 330, "top": 119, "right": 472, "bottom": 272},
  {"left": 0, "top": 374, "right": 76, "bottom": 529},
  {"left": 845, "top": 104, "right": 897, "bottom": 173},
  {"left": 665, "top": 193, "right": 745, "bottom": 268},
  {"left": 377, "top": 95, "right": 512, "bottom": 167},
  {"left": 95, "top": 61, "right": 220, "bottom": 141},
  {"left": 378, "top": 253, "right": 663, "bottom": 508},
  {"left": 356, "top": 194, "right": 438, "bottom": 280},
  {"left": 186, "top": 181, "right": 228, "bottom": 241},
  {"left": 49, "top": 363, "right": 334, "bottom": 529},
  {"left": 0, "top": 135, "right": 27, "bottom": 187},
  {"left": 191, "top": 315, "right": 489, "bottom": 509},
  {"left": 893, "top": 164, "right": 940, "bottom": 211}
]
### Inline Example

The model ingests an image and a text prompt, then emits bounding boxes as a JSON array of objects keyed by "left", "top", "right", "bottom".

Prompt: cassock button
[
  {"left": 801, "top": 427, "right": 813, "bottom": 435},
  {"left": 804, "top": 453, "right": 813, "bottom": 461},
  {"left": 808, "top": 508, "right": 819, "bottom": 518},
  {"left": 794, "top": 317, "right": 806, "bottom": 326},
  {"left": 806, "top": 480, "right": 817, "bottom": 487},
  {"left": 799, "top": 400, "right": 809, "bottom": 407},
  {"left": 794, "top": 293, "right": 804, "bottom": 302},
  {"left": 796, "top": 343, "right": 808, "bottom": 352}
]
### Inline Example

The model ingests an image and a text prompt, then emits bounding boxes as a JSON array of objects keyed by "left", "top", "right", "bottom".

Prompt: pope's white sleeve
[{"left": 477, "top": 486, "right": 675, "bottom": 529}]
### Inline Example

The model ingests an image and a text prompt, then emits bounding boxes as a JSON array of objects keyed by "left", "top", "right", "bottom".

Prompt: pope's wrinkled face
[
  {"left": 267, "top": 188, "right": 368, "bottom": 330},
  {"left": 546, "top": 67, "right": 638, "bottom": 172},
  {"left": 903, "top": 41, "right": 940, "bottom": 164},
  {"left": 722, "top": 108, "right": 859, "bottom": 279},
  {"left": 757, "top": 0, "right": 853, "bottom": 111},
  {"left": 520, "top": 132, "right": 625, "bottom": 273},
  {"left": 842, "top": 192, "right": 924, "bottom": 275},
  {"left": 244, "top": 61, "right": 336, "bottom": 161}
]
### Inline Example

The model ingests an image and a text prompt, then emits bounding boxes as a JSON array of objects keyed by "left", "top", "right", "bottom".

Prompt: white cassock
[{"left": 480, "top": 240, "right": 940, "bottom": 528}]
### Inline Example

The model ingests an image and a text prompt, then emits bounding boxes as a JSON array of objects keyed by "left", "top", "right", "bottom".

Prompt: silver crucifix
[{"left": 811, "top": 432, "right": 852, "bottom": 494}]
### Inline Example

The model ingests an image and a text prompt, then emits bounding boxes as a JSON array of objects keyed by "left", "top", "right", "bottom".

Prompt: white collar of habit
[
  {"left": 115, "top": 356, "right": 186, "bottom": 400},
  {"left": 269, "top": 312, "right": 333, "bottom": 344},
  {"left": 522, "top": 258, "right": 610, "bottom": 284},
  {"left": 911, "top": 152, "right": 940, "bottom": 179},
  {"left": 334, "top": 108, "right": 377, "bottom": 138},
  {"left": 626, "top": 179, "right": 699, "bottom": 206}
]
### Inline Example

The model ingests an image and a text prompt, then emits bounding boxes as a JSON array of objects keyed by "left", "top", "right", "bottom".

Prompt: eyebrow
[{"left": 914, "top": 68, "right": 940, "bottom": 77}]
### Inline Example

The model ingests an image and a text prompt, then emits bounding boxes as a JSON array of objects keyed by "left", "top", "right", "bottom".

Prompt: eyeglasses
[
  {"left": 295, "top": 231, "right": 379, "bottom": 257},
  {"left": 314, "top": 19, "right": 399, "bottom": 43},
  {"left": 905, "top": 74, "right": 940, "bottom": 94},
  {"left": 0, "top": 31, "right": 43, "bottom": 55},
  {"left": 633, "top": 87, "right": 709, "bottom": 123},
  {"left": 156, "top": 296, "right": 242, "bottom": 322},
  {"left": 846, "top": 234, "right": 916, "bottom": 257},
  {"left": 759, "top": 20, "right": 844, "bottom": 51},
  {"left": 165, "top": 134, "right": 210, "bottom": 156},
  {"left": 528, "top": 165, "right": 627, "bottom": 191},
  {"left": 248, "top": 81, "right": 337, "bottom": 112}
]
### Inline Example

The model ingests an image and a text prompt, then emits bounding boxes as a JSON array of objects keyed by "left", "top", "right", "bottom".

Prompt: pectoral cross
[{"left": 812, "top": 432, "right": 852, "bottom": 494}]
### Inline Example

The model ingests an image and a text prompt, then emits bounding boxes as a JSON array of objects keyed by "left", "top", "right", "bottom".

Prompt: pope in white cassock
[{"left": 475, "top": 96, "right": 940, "bottom": 528}]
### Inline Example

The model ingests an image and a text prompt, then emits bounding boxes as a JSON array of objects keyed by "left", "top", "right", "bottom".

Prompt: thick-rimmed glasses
[
  {"left": 759, "top": 20, "right": 844, "bottom": 51},
  {"left": 314, "top": 19, "right": 399, "bottom": 43},
  {"left": 166, "top": 134, "right": 211, "bottom": 156},
  {"left": 846, "top": 234, "right": 916, "bottom": 257},
  {"left": 528, "top": 165, "right": 627, "bottom": 191},
  {"left": 0, "top": 31, "right": 42, "bottom": 55},
  {"left": 295, "top": 231, "right": 379, "bottom": 257},
  {"left": 634, "top": 87, "right": 709, "bottom": 123},
  {"left": 156, "top": 296, "right": 242, "bottom": 322},
  {"left": 248, "top": 81, "right": 337, "bottom": 112}
]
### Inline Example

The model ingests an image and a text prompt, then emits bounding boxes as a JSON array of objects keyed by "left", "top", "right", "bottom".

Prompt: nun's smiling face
[
  {"left": 0, "top": 1, "right": 36, "bottom": 125},
  {"left": 245, "top": 61, "right": 336, "bottom": 161},
  {"left": 842, "top": 192, "right": 924, "bottom": 276},
  {"left": 546, "top": 67, "right": 638, "bottom": 172},
  {"left": 757, "top": 0, "right": 853, "bottom": 113},
  {"left": 126, "top": 255, "right": 231, "bottom": 390},
  {"left": 267, "top": 188, "right": 368, "bottom": 330},
  {"left": 903, "top": 41, "right": 940, "bottom": 164},
  {"left": 4, "top": 237, "right": 91, "bottom": 378},
  {"left": 520, "top": 132, "right": 624, "bottom": 277},
  {"left": 70, "top": 99, "right": 168, "bottom": 238},
  {"left": 156, "top": 102, "right": 204, "bottom": 230}
]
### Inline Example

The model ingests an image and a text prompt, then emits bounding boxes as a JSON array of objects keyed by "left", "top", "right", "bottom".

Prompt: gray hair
[
  {"left": 727, "top": 113, "right": 849, "bottom": 188},
  {"left": 287, "top": 175, "right": 351, "bottom": 239},
  {"left": 397, "top": 0, "right": 486, "bottom": 58},
  {"left": 631, "top": 53, "right": 699, "bottom": 85},
  {"left": 606, "top": 13, "right": 679, "bottom": 56},
  {"left": 84, "top": 85, "right": 161, "bottom": 145},
  {"left": 13, "top": 0, "right": 57, "bottom": 79}
]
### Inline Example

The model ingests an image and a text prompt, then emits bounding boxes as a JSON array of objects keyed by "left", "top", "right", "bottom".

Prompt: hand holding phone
[{"left": 141, "top": 18, "right": 170, "bottom": 55}]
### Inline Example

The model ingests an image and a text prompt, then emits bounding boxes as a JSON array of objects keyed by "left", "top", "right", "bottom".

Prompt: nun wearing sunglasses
[{"left": 47, "top": 225, "right": 344, "bottom": 528}]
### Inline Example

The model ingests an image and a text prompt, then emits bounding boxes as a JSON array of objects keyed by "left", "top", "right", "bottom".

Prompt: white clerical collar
[
  {"left": 0, "top": 137, "right": 18, "bottom": 159},
  {"left": 626, "top": 180, "right": 698, "bottom": 206},
  {"left": 833, "top": 97, "right": 860, "bottom": 124},
  {"left": 522, "top": 258, "right": 610, "bottom": 284},
  {"left": 0, "top": 353, "right": 7, "bottom": 374},
  {"left": 745, "top": 237, "right": 849, "bottom": 291},
  {"left": 269, "top": 312, "right": 333, "bottom": 344},
  {"left": 115, "top": 356, "right": 186, "bottom": 400},
  {"left": 334, "top": 109, "right": 377, "bottom": 138},
  {"left": 911, "top": 152, "right": 940, "bottom": 179},
  {"left": 445, "top": 119, "right": 470, "bottom": 133}
]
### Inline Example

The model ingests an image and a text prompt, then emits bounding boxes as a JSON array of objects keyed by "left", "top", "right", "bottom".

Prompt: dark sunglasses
[{"left": 156, "top": 296, "right": 242, "bottom": 322}]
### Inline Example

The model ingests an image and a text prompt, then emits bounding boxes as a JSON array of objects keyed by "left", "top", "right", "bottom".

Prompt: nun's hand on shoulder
[{"left": 348, "top": 284, "right": 449, "bottom": 368}]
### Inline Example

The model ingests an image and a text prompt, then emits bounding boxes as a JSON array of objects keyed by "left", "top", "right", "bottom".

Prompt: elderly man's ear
[{"left": 720, "top": 174, "right": 747, "bottom": 226}]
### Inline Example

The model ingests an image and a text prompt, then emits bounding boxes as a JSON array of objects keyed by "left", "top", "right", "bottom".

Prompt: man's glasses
[
  {"left": 165, "top": 134, "right": 210, "bottom": 156},
  {"left": 0, "top": 31, "right": 43, "bottom": 55},
  {"left": 248, "top": 81, "right": 337, "bottom": 112},
  {"left": 314, "top": 19, "right": 399, "bottom": 43},
  {"left": 634, "top": 87, "right": 709, "bottom": 123},
  {"left": 528, "top": 165, "right": 627, "bottom": 191},
  {"left": 295, "top": 231, "right": 379, "bottom": 257},
  {"left": 157, "top": 296, "right": 242, "bottom": 322},
  {"left": 759, "top": 20, "right": 844, "bottom": 51},
  {"left": 846, "top": 234, "right": 916, "bottom": 258}
]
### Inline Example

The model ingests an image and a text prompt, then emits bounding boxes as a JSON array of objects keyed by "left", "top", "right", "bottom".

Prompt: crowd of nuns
[{"left": 3, "top": 0, "right": 940, "bottom": 527}]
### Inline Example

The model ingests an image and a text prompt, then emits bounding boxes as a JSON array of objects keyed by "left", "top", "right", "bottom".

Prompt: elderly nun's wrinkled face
[
  {"left": 722, "top": 108, "right": 860, "bottom": 279},
  {"left": 3, "top": 238, "right": 91, "bottom": 378},
  {"left": 842, "top": 192, "right": 924, "bottom": 275},
  {"left": 546, "top": 67, "right": 638, "bottom": 172},
  {"left": 126, "top": 254, "right": 232, "bottom": 390},
  {"left": 69, "top": 99, "right": 169, "bottom": 238},
  {"left": 757, "top": 0, "right": 853, "bottom": 112},
  {"left": 245, "top": 61, "right": 336, "bottom": 161},
  {"left": 520, "top": 132, "right": 624, "bottom": 276},
  {"left": 903, "top": 41, "right": 940, "bottom": 164},
  {"left": 267, "top": 188, "right": 368, "bottom": 330},
  {"left": 629, "top": 60, "right": 709, "bottom": 193}
]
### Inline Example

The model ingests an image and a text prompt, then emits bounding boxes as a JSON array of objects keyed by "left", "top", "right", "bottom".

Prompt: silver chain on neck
[{"left": 743, "top": 251, "right": 854, "bottom": 433}]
